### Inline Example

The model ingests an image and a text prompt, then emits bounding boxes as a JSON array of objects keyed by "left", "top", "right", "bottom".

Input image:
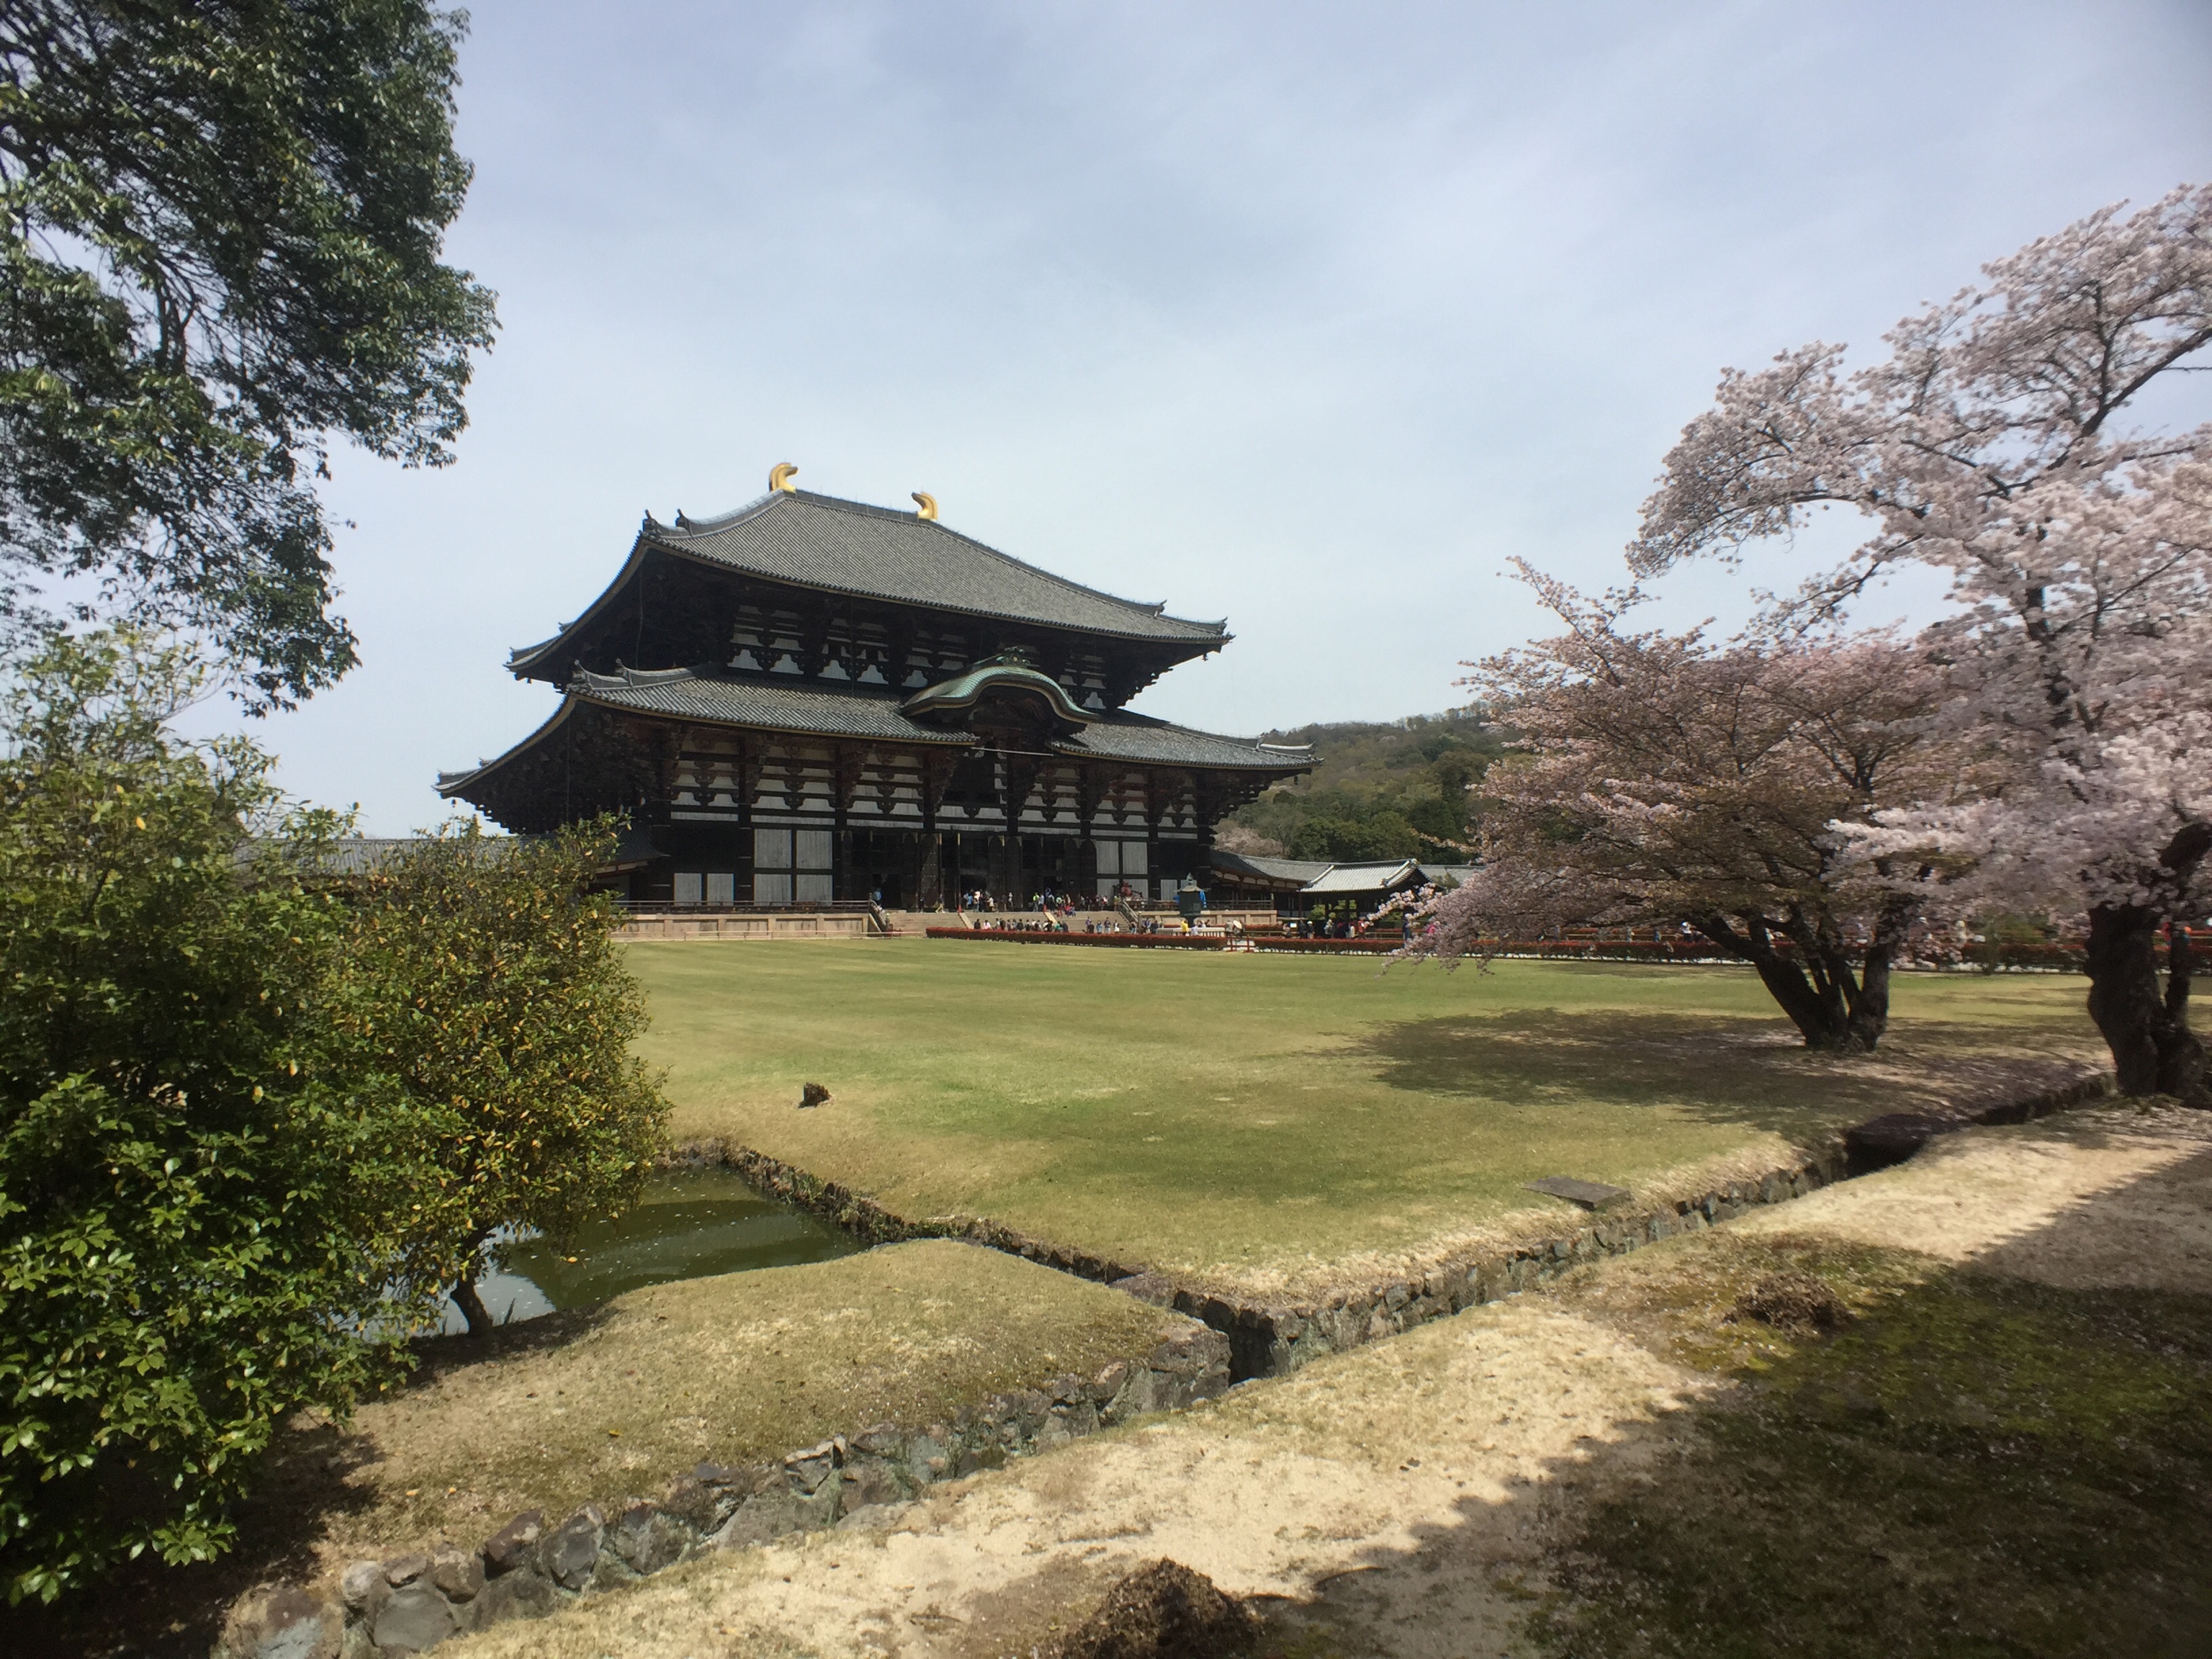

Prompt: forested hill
[{"left": 1221, "top": 708, "right": 1507, "bottom": 863}]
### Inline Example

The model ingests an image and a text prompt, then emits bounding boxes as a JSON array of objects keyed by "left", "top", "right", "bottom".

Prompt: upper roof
[{"left": 609, "top": 488, "right": 1226, "bottom": 644}]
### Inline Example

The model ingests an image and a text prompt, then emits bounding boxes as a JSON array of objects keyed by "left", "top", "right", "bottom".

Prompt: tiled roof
[
  {"left": 569, "top": 665, "right": 972, "bottom": 746},
  {"left": 1204, "top": 851, "right": 1442, "bottom": 895},
  {"left": 242, "top": 836, "right": 525, "bottom": 875},
  {"left": 439, "top": 668, "right": 1315, "bottom": 794},
  {"left": 319, "top": 836, "right": 436, "bottom": 874},
  {"left": 1062, "top": 711, "right": 1311, "bottom": 770},
  {"left": 1205, "top": 850, "right": 1335, "bottom": 886},
  {"left": 899, "top": 657, "right": 1094, "bottom": 730},
  {"left": 1301, "top": 860, "right": 1424, "bottom": 894},
  {"left": 642, "top": 490, "right": 1229, "bottom": 643}
]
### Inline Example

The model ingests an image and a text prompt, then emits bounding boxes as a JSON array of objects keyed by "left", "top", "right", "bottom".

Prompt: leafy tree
[
  {"left": 1229, "top": 710, "right": 1498, "bottom": 860},
  {"left": 329, "top": 822, "right": 669, "bottom": 1336},
  {"left": 1408, "top": 572, "right": 1969, "bottom": 1051},
  {"left": 1289, "top": 809, "right": 1423, "bottom": 862},
  {"left": 0, "top": 631, "right": 428, "bottom": 1604},
  {"left": 0, "top": 2, "right": 498, "bottom": 708},
  {"left": 1634, "top": 184, "right": 2212, "bottom": 1096}
]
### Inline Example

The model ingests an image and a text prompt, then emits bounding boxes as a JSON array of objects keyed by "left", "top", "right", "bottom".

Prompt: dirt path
[
  {"left": 1735, "top": 1104, "right": 2212, "bottom": 1294},
  {"left": 446, "top": 1104, "right": 2212, "bottom": 1659}
]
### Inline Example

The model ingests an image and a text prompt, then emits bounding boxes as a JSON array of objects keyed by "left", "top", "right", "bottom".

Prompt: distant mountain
[{"left": 1221, "top": 708, "right": 1506, "bottom": 862}]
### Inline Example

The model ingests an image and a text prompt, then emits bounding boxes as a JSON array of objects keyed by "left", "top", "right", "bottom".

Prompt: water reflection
[{"left": 437, "top": 1166, "right": 860, "bottom": 1334}]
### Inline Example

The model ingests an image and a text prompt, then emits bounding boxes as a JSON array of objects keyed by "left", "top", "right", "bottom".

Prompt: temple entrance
[
  {"left": 947, "top": 832, "right": 992, "bottom": 906},
  {"left": 848, "top": 827, "right": 908, "bottom": 908},
  {"left": 1020, "top": 834, "right": 1083, "bottom": 900}
]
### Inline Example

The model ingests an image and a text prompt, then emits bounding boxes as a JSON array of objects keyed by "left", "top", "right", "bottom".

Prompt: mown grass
[
  {"left": 1534, "top": 1230, "right": 2212, "bottom": 1658},
  {"left": 631, "top": 941, "right": 2100, "bottom": 1295}
]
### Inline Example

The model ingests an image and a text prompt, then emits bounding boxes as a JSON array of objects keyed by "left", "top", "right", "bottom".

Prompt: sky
[{"left": 194, "top": 0, "right": 2212, "bottom": 832}]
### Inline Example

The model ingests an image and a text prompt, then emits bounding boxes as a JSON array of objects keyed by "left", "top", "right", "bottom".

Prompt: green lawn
[{"left": 632, "top": 941, "right": 2100, "bottom": 1298}]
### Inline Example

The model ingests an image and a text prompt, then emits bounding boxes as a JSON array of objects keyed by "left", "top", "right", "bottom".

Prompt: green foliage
[
  {"left": 1288, "top": 807, "right": 1421, "bottom": 862},
  {"left": 0, "top": 2, "right": 498, "bottom": 707},
  {"left": 1228, "top": 709, "right": 1501, "bottom": 860},
  {"left": 329, "top": 822, "right": 670, "bottom": 1332},
  {"left": 0, "top": 640, "right": 668, "bottom": 1601},
  {"left": 0, "top": 632, "right": 427, "bottom": 1604}
]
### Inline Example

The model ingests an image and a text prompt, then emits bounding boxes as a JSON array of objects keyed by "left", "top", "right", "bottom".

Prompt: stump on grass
[
  {"left": 1731, "top": 1270, "right": 1849, "bottom": 1336},
  {"left": 1051, "top": 1559, "right": 1261, "bottom": 1659}
]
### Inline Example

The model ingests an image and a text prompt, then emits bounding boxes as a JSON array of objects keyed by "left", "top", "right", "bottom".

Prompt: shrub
[
  {"left": 328, "top": 822, "right": 669, "bottom": 1334},
  {"left": 0, "top": 635, "right": 428, "bottom": 1603}
]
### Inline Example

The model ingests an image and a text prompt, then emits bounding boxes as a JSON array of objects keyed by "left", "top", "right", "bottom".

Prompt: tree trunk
[
  {"left": 1695, "top": 912, "right": 1864, "bottom": 1051},
  {"left": 1838, "top": 898, "right": 1912, "bottom": 1053},
  {"left": 2085, "top": 902, "right": 2207, "bottom": 1100},
  {"left": 2164, "top": 920, "right": 2204, "bottom": 1098},
  {"left": 451, "top": 1272, "right": 495, "bottom": 1337},
  {"left": 1848, "top": 941, "right": 1896, "bottom": 1052}
]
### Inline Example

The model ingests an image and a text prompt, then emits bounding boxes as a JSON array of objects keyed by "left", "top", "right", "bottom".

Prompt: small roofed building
[
  {"left": 437, "top": 471, "right": 1314, "bottom": 908},
  {"left": 1202, "top": 850, "right": 1336, "bottom": 909},
  {"left": 1204, "top": 851, "right": 1439, "bottom": 917}
]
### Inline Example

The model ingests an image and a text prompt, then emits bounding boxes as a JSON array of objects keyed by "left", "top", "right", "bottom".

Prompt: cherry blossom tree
[
  {"left": 1405, "top": 566, "right": 1966, "bottom": 1051},
  {"left": 1631, "top": 184, "right": 2212, "bottom": 1098}
]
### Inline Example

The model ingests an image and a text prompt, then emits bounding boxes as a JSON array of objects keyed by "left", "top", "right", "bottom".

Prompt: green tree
[
  {"left": 1230, "top": 711, "right": 1501, "bottom": 860},
  {"left": 1289, "top": 809, "right": 1423, "bottom": 862},
  {"left": 0, "top": 632, "right": 428, "bottom": 1604},
  {"left": 331, "top": 823, "right": 669, "bottom": 1336},
  {"left": 0, "top": 3, "right": 498, "bottom": 708}
]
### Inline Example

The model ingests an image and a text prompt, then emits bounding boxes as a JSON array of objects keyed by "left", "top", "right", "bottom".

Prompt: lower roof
[{"left": 437, "top": 666, "right": 1313, "bottom": 800}]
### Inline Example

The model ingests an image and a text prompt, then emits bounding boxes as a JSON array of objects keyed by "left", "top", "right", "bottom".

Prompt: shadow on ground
[
  {"left": 15, "top": 1305, "right": 619, "bottom": 1659},
  {"left": 1256, "top": 1141, "right": 2212, "bottom": 1659},
  {"left": 1354, "top": 1007, "right": 2100, "bottom": 1140}
]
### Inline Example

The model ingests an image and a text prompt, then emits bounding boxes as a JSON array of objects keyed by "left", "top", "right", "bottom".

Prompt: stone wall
[
  {"left": 219, "top": 1067, "right": 2112, "bottom": 1656},
  {"left": 709, "top": 1066, "right": 2116, "bottom": 1381},
  {"left": 220, "top": 1326, "right": 1230, "bottom": 1658}
]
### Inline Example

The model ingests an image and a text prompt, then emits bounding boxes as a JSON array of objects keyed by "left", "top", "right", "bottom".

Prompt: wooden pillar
[
  {"left": 918, "top": 750, "right": 956, "bottom": 907},
  {"left": 1143, "top": 769, "right": 1175, "bottom": 901}
]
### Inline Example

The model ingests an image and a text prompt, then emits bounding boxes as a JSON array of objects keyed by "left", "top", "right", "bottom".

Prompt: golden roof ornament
[
  {"left": 768, "top": 462, "right": 798, "bottom": 494},
  {"left": 912, "top": 490, "right": 938, "bottom": 521}
]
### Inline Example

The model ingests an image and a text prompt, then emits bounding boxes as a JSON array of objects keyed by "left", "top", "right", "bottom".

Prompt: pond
[{"left": 436, "top": 1166, "right": 861, "bottom": 1334}]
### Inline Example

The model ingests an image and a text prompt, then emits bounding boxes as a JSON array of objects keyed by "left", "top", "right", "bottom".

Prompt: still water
[{"left": 437, "top": 1166, "right": 860, "bottom": 1334}]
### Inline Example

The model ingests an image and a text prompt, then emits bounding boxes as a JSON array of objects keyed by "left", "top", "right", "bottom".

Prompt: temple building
[{"left": 438, "top": 469, "right": 1313, "bottom": 907}]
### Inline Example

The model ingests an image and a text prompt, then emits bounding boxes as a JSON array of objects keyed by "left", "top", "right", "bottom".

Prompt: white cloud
[{"left": 187, "top": 0, "right": 2212, "bottom": 829}]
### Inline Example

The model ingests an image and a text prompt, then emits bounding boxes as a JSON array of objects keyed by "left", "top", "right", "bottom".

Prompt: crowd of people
[
  {"left": 944, "top": 884, "right": 1138, "bottom": 932},
  {"left": 887, "top": 881, "right": 1419, "bottom": 940}
]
